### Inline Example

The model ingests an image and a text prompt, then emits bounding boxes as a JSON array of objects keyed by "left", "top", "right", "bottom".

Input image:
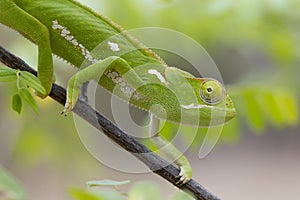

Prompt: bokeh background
[{"left": 0, "top": 0, "right": 299, "bottom": 199}]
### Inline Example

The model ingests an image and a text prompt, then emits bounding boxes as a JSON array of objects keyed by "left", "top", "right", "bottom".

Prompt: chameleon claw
[
  {"left": 61, "top": 100, "right": 73, "bottom": 116},
  {"left": 175, "top": 166, "right": 191, "bottom": 186}
]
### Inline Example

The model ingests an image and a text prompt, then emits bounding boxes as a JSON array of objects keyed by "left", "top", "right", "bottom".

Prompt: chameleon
[{"left": 0, "top": 0, "right": 236, "bottom": 184}]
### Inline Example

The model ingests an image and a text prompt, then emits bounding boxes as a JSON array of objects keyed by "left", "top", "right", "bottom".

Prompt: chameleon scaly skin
[{"left": 0, "top": 0, "right": 236, "bottom": 184}]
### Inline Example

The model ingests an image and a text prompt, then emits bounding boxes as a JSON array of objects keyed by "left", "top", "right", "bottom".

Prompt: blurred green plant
[
  {"left": 0, "top": 167, "right": 25, "bottom": 200},
  {"left": 70, "top": 180, "right": 194, "bottom": 200},
  {"left": 0, "top": 174, "right": 194, "bottom": 200},
  {"left": 103, "top": 0, "right": 299, "bottom": 66}
]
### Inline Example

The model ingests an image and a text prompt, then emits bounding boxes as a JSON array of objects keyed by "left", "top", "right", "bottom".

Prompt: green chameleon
[{"left": 0, "top": 0, "right": 236, "bottom": 184}]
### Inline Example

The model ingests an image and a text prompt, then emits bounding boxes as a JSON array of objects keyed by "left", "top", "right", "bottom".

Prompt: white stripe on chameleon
[
  {"left": 52, "top": 20, "right": 99, "bottom": 63},
  {"left": 106, "top": 70, "right": 141, "bottom": 99},
  {"left": 108, "top": 41, "right": 120, "bottom": 52},
  {"left": 181, "top": 103, "right": 216, "bottom": 110},
  {"left": 148, "top": 69, "right": 167, "bottom": 83},
  {"left": 181, "top": 103, "right": 203, "bottom": 109},
  {"left": 52, "top": 20, "right": 139, "bottom": 99}
]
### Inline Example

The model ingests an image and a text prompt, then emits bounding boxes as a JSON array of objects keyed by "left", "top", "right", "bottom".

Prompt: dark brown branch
[{"left": 0, "top": 45, "right": 221, "bottom": 200}]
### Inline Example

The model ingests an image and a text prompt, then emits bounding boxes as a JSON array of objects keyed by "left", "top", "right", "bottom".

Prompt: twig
[{"left": 0, "top": 45, "right": 221, "bottom": 200}]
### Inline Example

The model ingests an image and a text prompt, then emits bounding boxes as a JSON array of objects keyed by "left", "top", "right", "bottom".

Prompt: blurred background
[{"left": 0, "top": 0, "right": 299, "bottom": 199}]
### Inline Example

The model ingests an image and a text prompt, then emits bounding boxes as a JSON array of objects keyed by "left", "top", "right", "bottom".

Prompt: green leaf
[
  {"left": 69, "top": 188, "right": 125, "bottom": 200},
  {"left": 256, "top": 88, "right": 298, "bottom": 127},
  {"left": 260, "top": 91, "right": 284, "bottom": 126},
  {"left": 12, "top": 94, "right": 22, "bottom": 114},
  {"left": 0, "top": 67, "right": 17, "bottom": 82},
  {"left": 272, "top": 90, "right": 298, "bottom": 126},
  {"left": 282, "top": 93, "right": 298, "bottom": 125},
  {"left": 242, "top": 89, "right": 265, "bottom": 133},
  {"left": 0, "top": 65, "right": 15, "bottom": 71},
  {"left": 69, "top": 188, "right": 104, "bottom": 200},
  {"left": 19, "top": 71, "right": 46, "bottom": 95},
  {"left": 19, "top": 88, "right": 39, "bottom": 114},
  {"left": 128, "top": 181, "right": 162, "bottom": 200},
  {"left": 0, "top": 166, "right": 26, "bottom": 200},
  {"left": 87, "top": 180, "right": 130, "bottom": 188},
  {"left": 229, "top": 82, "right": 299, "bottom": 136}
]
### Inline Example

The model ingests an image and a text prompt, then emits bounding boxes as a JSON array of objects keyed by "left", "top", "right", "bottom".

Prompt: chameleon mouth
[
  {"left": 180, "top": 103, "right": 236, "bottom": 114},
  {"left": 180, "top": 103, "right": 237, "bottom": 122},
  {"left": 225, "top": 107, "right": 237, "bottom": 120}
]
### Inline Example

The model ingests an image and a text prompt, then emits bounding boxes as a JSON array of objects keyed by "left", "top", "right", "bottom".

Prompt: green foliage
[
  {"left": 0, "top": 65, "right": 17, "bottom": 82},
  {"left": 87, "top": 180, "right": 130, "bottom": 188},
  {"left": 18, "top": 88, "right": 39, "bottom": 114},
  {"left": 230, "top": 84, "right": 298, "bottom": 132},
  {"left": 19, "top": 71, "right": 46, "bottom": 94},
  {"left": 104, "top": 0, "right": 299, "bottom": 65},
  {"left": 70, "top": 180, "right": 194, "bottom": 200},
  {"left": 0, "top": 175, "right": 194, "bottom": 200},
  {"left": 0, "top": 65, "right": 44, "bottom": 114},
  {"left": 0, "top": 167, "right": 25, "bottom": 200},
  {"left": 70, "top": 188, "right": 124, "bottom": 200},
  {"left": 12, "top": 94, "right": 22, "bottom": 114}
]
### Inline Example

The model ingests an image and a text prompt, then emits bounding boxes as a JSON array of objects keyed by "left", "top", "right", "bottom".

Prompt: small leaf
[
  {"left": 0, "top": 65, "right": 15, "bottom": 71},
  {"left": 12, "top": 94, "right": 22, "bottom": 114},
  {"left": 242, "top": 89, "right": 265, "bottom": 133},
  {"left": 19, "top": 88, "right": 39, "bottom": 114},
  {"left": 0, "top": 74, "right": 17, "bottom": 82},
  {"left": 19, "top": 71, "right": 46, "bottom": 95},
  {"left": 87, "top": 180, "right": 130, "bottom": 188},
  {"left": 0, "top": 68, "right": 17, "bottom": 82}
]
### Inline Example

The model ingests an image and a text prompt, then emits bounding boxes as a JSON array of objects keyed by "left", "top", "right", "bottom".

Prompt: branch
[{"left": 0, "top": 45, "right": 221, "bottom": 200}]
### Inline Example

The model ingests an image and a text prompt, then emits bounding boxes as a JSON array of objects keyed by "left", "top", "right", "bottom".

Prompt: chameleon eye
[{"left": 200, "top": 80, "right": 224, "bottom": 105}]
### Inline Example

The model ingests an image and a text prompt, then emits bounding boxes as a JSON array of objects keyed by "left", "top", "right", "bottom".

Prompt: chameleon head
[{"left": 180, "top": 78, "right": 237, "bottom": 127}]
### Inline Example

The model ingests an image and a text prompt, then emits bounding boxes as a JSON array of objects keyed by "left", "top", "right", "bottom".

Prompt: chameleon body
[{"left": 0, "top": 0, "right": 236, "bottom": 184}]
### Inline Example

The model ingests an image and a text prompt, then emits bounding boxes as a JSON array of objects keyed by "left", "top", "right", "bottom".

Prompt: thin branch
[{"left": 0, "top": 45, "right": 221, "bottom": 200}]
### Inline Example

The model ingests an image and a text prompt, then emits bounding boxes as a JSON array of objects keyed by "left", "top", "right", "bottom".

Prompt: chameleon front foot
[
  {"left": 61, "top": 99, "right": 73, "bottom": 116},
  {"left": 176, "top": 165, "right": 192, "bottom": 185},
  {"left": 62, "top": 77, "right": 81, "bottom": 115}
]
